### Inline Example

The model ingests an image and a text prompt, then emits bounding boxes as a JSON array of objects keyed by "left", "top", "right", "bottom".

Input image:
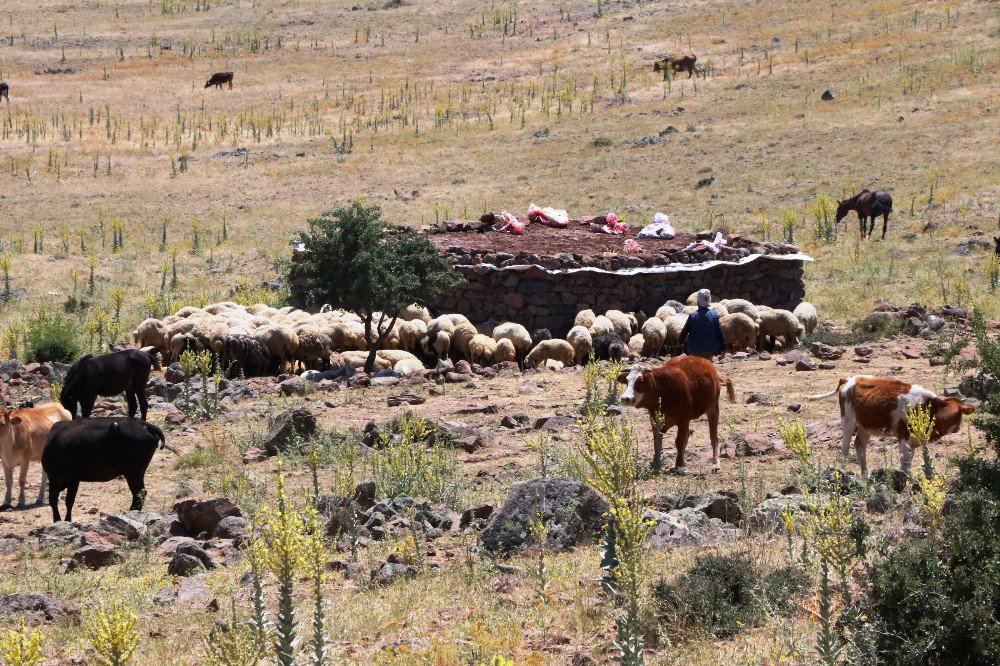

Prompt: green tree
[{"left": 288, "top": 201, "right": 463, "bottom": 373}]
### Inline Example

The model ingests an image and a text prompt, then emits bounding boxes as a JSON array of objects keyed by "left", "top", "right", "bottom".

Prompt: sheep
[
  {"left": 524, "top": 339, "right": 575, "bottom": 369},
  {"left": 793, "top": 302, "right": 818, "bottom": 335},
  {"left": 530, "top": 329, "right": 553, "bottom": 347},
  {"left": 574, "top": 309, "right": 596, "bottom": 329},
  {"left": 398, "top": 303, "right": 431, "bottom": 323},
  {"left": 628, "top": 334, "right": 645, "bottom": 359},
  {"left": 469, "top": 334, "right": 498, "bottom": 366},
  {"left": 431, "top": 331, "right": 451, "bottom": 361},
  {"left": 542, "top": 359, "right": 564, "bottom": 371},
  {"left": 566, "top": 326, "right": 593, "bottom": 365},
  {"left": 168, "top": 332, "right": 196, "bottom": 361},
  {"left": 253, "top": 324, "right": 299, "bottom": 371},
  {"left": 341, "top": 351, "right": 392, "bottom": 371},
  {"left": 203, "top": 301, "right": 240, "bottom": 316},
  {"left": 424, "top": 316, "right": 456, "bottom": 355},
  {"left": 444, "top": 314, "right": 471, "bottom": 327},
  {"left": 592, "top": 332, "right": 628, "bottom": 361},
  {"left": 757, "top": 309, "right": 805, "bottom": 351},
  {"left": 589, "top": 315, "right": 616, "bottom": 338},
  {"left": 394, "top": 358, "right": 426, "bottom": 377},
  {"left": 682, "top": 303, "right": 728, "bottom": 317},
  {"left": 494, "top": 338, "right": 517, "bottom": 364},
  {"left": 640, "top": 316, "right": 667, "bottom": 356},
  {"left": 377, "top": 349, "right": 421, "bottom": 367},
  {"left": 294, "top": 332, "right": 333, "bottom": 371},
  {"left": 492, "top": 323, "right": 532, "bottom": 361},
  {"left": 173, "top": 306, "right": 204, "bottom": 319},
  {"left": 720, "top": 313, "right": 759, "bottom": 351},
  {"left": 397, "top": 319, "right": 428, "bottom": 354},
  {"left": 665, "top": 299, "right": 685, "bottom": 312},
  {"left": 720, "top": 299, "right": 761, "bottom": 321},
  {"left": 221, "top": 334, "right": 273, "bottom": 377},
  {"left": 604, "top": 310, "right": 634, "bottom": 339},
  {"left": 685, "top": 291, "right": 700, "bottom": 306},
  {"left": 133, "top": 318, "right": 167, "bottom": 349},
  {"left": 663, "top": 314, "right": 689, "bottom": 354},
  {"left": 655, "top": 305, "right": 677, "bottom": 322},
  {"left": 450, "top": 322, "right": 478, "bottom": 361}
]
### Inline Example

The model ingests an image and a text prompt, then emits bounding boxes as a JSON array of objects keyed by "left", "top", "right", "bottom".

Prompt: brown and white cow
[
  {"left": 0, "top": 403, "right": 72, "bottom": 509},
  {"left": 808, "top": 375, "right": 974, "bottom": 478},
  {"left": 619, "top": 355, "right": 736, "bottom": 472}
]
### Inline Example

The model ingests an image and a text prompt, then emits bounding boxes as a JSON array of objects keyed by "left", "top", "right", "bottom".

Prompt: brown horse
[
  {"left": 836, "top": 190, "right": 893, "bottom": 239},
  {"left": 654, "top": 55, "right": 697, "bottom": 80}
]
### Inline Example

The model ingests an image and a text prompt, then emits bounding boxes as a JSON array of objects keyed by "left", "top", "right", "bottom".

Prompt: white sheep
[
  {"left": 394, "top": 357, "right": 426, "bottom": 377},
  {"left": 640, "top": 317, "right": 667, "bottom": 356},
  {"left": 720, "top": 313, "right": 759, "bottom": 351},
  {"left": 589, "top": 315, "right": 616, "bottom": 338},
  {"left": 341, "top": 351, "right": 392, "bottom": 371},
  {"left": 524, "top": 339, "right": 575, "bottom": 369},
  {"left": 469, "top": 333, "right": 498, "bottom": 366},
  {"left": 758, "top": 309, "right": 805, "bottom": 351},
  {"left": 566, "top": 326, "right": 593, "bottom": 365},
  {"left": 604, "top": 310, "right": 634, "bottom": 339},
  {"left": 398, "top": 303, "right": 432, "bottom": 323},
  {"left": 793, "top": 302, "right": 818, "bottom": 335},
  {"left": 628, "top": 334, "right": 645, "bottom": 359},
  {"left": 397, "top": 319, "right": 428, "bottom": 354},
  {"left": 720, "top": 299, "right": 761, "bottom": 321},
  {"left": 450, "top": 322, "right": 478, "bottom": 361},
  {"left": 253, "top": 324, "right": 300, "bottom": 370},
  {"left": 133, "top": 318, "right": 167, "bottom": 349},
  {"left": 663, "top": 313, "right": 689, "bottom": 354},
  {"left": 492, "top": 322, "right": 532, "bottom": 361},
  {"left": 574, "top": 309, "right": 596, "bottom": 329},
  {"left": 655, "top": 304, "right": 677, "bottom": 322},
  {"left": 494, "top": 338, "right": 517, "bottom": 364}
]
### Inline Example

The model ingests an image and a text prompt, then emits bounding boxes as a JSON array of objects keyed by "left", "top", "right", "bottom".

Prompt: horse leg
[
  {"left": 882, "top": 213, "right": 889, "bottom": 240},
  {"left": 36, "top": 468, "right": 47, "bottom": 506},
  {"left": 49, "top": 482, "right": 64, "bottom": 522},
  {"left": 868, "top": 216, "right": 876, "bottom": 238},
  {"left": 125, "top": 473, "right": 147, "bottom": 511}
]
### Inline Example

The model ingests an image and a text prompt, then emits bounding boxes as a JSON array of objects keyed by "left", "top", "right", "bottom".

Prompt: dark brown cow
[
  {"left": 619, "top": 355, "right": 736, "bottom": 472},
  {"left": 205, "top": 72, "right": 234, "bottom": 90},
  {"left": 654, "top": 55, "right": 698, "bottom": 79},
  {"left": 0, "top": 82, "right": 8, "bottom": 104},
  {"left": 808, "top": 375, "right": 974, "bottom": 478}
]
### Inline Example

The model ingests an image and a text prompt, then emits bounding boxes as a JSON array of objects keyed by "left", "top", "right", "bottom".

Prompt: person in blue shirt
[{"left": 678, "top": 289, "right": 726, "bottom": 360}]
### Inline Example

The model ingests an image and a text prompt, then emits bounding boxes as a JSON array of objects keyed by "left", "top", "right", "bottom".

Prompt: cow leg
[
  {"left": 674, "top": 420, "right": 691, "bottom": 470},
  {"left": 650, "top": 414, "right": 663, "bottom": 472},
  {"left": 64, "top": 481, "right": 80, "bottom": 523},
  {"left": 868, "top": 216, "right": 876, "bottom": 238},
  {"left": 137, "top": 389, "right": 149, "bottom": 422},
  {"left": 839, "top": 410, "right": 858, "bottom": 460},
  {"left": 854, "top": 430, "right": 872, "bottom": 479},
  {"left": 35, "top": 469, "right": 47, "bottom": 506},
  {"left": 49, "top": 483, "right": 63, "bottom": 522},
  {"left": 16, "top": 463, "right": 28, "bottom": 507},
  {"left": 80, "top": 395, "right": 96, "bottom": 418},
  {"left": 882, "top": 214, "right": 889, "bottom": 240},
  {"left": 126, "top": 390, "right": 138, "bottom": 419},
  {"left": 1, "top": 464, "right": 12, "bottom": 509},
  {"left": 125, "top": 474, "right": 146, "bottom": 511},
  {"left": 898, "top": 438, "right": 915, "bottom": 477},
  {"left": 707, "top": 406, "right": 721, "bottom": 473}
]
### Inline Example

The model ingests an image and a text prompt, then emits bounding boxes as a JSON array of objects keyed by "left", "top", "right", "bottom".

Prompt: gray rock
[
  {"left": 371, "top": 562, "right": 417, "bottom": 585},
  {"left": 71, "top": 544, "right": 123, "bottom": 570},
  {"left": 278, "top": 376, "right": 311, "bottom": 396},
  {"left": 174, "top": 497, "right": 243, "bottom": 536},
  {"left": 480, "top": 478, "right": 609, "bottom": 556},
  {"left": 31, "top": 521, "right": 84, "bottom": 547},
  {"left": 646, "top": 508, "right": 739, "bottom": 548},
  {"left": 821, "top": 88, "right": 834, "bottom": 101},
  {"left": 748, "top": 496, "right": 810, "bottom": 532},
  {"left": 866, "top": 485, "right": 894, "bottom": 514},
  {"left": 168, "top": 552, "right": 207, "bottom": 576},
  {"left": 176, "top": 541, "right": 218, "bottom": 569},
  {"left": 0, "top": 593, "right": 81, "bottom": 623},
  {"left": 214, "top": 516, "right": 249, "bottom": 541},
  {"left": 262, "top": 406, "right": 318, "bottom": 455}
]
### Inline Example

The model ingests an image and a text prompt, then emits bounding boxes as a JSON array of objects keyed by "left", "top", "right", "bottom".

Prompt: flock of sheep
[{"left": 132, "top": 295, "right": 818, "bottom": 378}]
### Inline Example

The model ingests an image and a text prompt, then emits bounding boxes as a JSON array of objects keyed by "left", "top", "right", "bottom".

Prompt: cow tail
[
  {"left": 723, "top": 377, "right": 736, "bottom": 403},
  {"left": 146, "top": 349, "right": 162, "bottom": 371},
  {"left": 147, "top": 422, "right": 178, "bottom": 454},
  {"left": 808, "top": 377, "right": 847, "bottom": 401}
]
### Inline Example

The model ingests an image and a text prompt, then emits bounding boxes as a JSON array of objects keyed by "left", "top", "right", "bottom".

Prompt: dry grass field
[{"left": 0, "top": 0, "right": 998, "bottom": 664}]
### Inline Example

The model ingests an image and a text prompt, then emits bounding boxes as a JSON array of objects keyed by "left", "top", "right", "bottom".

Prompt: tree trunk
[{"left": 362, "top": 311, "right": 401, "bottom": 375}]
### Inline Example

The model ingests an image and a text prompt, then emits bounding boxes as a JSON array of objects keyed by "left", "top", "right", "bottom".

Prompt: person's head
[{"left": 696, "top": 289, "right": 711, "bottom": 308}]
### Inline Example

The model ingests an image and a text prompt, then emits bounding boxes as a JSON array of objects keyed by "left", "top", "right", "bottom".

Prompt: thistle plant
[
  {"left": 0, "top": 622, "right": 45, "bottom": 666},
  {"left": 812, "top": 194, "right": 837, "bottom": 244},
  {"left": 986, "top": 254, "right": 1000, "bottom": 292},
  {"left": 0, "top": 253, "right": 11, "bottom": 301},
  {"left": 815, "top": 557, "right": 843, "bottom": 666},
  {"left": 83, "top": 600, "right": 142, "bottom": 666},
  {"left": 529, "top": 512, "right": 551, "bottom": 603},
  {"left": 906, "top": 403, "right": 936, "bottom": 479},
  {"left": 109, "top": 285, "right": 125, "bottom": 321},
  {"left": 204, "top": 600, "right": 264, "bottom": 666}
]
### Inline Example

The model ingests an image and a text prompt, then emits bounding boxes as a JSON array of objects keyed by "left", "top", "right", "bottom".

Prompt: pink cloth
[
  {"left": 494, "top": 211, "right": 525, "bottom": 234},
  {"left": 528, "top": 204, "right": 569, "bottom": 228},
  {"left": 624, "top": 239, "right": 642, "bottom": 252},
  {"left": 601, "top": 213, "right": 629, "bottom": 235}
]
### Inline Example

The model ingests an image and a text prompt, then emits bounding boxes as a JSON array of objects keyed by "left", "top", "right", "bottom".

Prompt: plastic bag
[
  {"left": 528, "top": 203, "right": 569, "bottom": 228},
  {"left": 638, "top": 212, "right": 676, "bottom": 239},
  {"left": 494, "top": 211, "right": 525, "bottom": 235},
  {"left": 601, "top": 212, "right": 629, "bottom": 235}
]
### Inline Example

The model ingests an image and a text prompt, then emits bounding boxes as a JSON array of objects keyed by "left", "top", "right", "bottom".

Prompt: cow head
[
  {"left": 930, "top": 396, "right": 975, "bottom": 439},
  {"left": 994, "top": 236, "right": 1000, "bottom": 254},
  {"left": 0, "top": 407, "right": 22, "bottom": 430},
  {"left": 619, "top": 366, "right": 649, "bottom": 407}
]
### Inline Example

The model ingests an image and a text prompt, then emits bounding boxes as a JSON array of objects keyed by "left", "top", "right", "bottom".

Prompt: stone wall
[{"left": 435, "top": 255, "right": 808, "bottom": 335}]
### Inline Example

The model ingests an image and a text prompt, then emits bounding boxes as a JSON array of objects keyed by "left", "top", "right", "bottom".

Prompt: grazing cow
[
  {"left": 43, "top": 418, "right": 173, "bottom": 522},
  {"left": 836, "top": 190, "right": 893, "bottom": 240},
  {"left": 994, "top": 236, "right": 1000, "bottom": 256},
  {"left": 808, "top": 375, "right": 975, "bottom": 478},
  {"left": 654, "top": 55, "right": 698, "bottom": 79},
  {"left": 0, "top": 82, "right": 8, "bottom": 104},
  {"left": 60, "top": 348, "right": 159, "bottom": 421},
  {"left": 0, "top": 403, "right": 71, "bottom": 509},
  {"left": 205, "top": 72, "right": 234, "bottom": 89},
  {"left": 618, "top": 355, "right": 736, "bottom": 472}
]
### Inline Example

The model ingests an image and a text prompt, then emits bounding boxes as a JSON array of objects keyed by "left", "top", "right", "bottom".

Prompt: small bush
[
  {"left": 653, "top": 553, "right": 807, "bottom": 638},
  {"left": 23, "top": 310, "right": 82, "bottom": 363},
  {"left": 371, "top": 412, "right": 460, "bottom": 507}
]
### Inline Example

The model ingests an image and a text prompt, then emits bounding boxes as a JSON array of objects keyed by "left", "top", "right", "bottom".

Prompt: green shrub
[
  {"left": 653, "top": 553, "right": 807, "bottom": 638},
  {"left": 23, "top": 310, "right": 82, "bottom": 363},
  {"left": 371, "top": 412, "right": 460, "bottom": 508},
  {"left": 848, "top": 487, "right": 1000, "bottom": 665}
]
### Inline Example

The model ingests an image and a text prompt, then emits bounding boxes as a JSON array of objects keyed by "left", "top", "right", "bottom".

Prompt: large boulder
[
  {"left": 173, "top": 497, "right": 244, "bottom": 536},
  {"left": 0, "top": 593, "right": 81, "bottom": 623},
  {"left": 480, "top": 478, "right": 609, "bottom": 556},
  {"left": 262, "top": 406, "right": 318, "bottom": 455},
  {"left": 748, "top": 496, "right": 811, "bottom": 532},
  {"left": 70, "top": 544, "right": 123, "bottom": 570},
  {"left": 646, "top": 508, "right": 739, "bottom": 548}
]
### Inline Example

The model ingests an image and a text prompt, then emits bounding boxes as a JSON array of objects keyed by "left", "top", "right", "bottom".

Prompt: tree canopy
[{"left": 287, "top": 201, "right": 464, "bottom": 372}]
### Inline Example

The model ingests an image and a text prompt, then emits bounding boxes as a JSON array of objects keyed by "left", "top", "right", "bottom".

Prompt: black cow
[
  {"left": 0, "top": 82, "right": 8, "bottom": 104},
  {"left": 61, "top": 349, "right": 159, "bottom": 421},
  {"left": 205, "top": 72, "right": 234, "bottom": 90},
  {"left": 43, "top": 418, "right": 172, "bottom": 522},
  {"left": 994, "top": 236, "right": 1000, "bottom": 256}
]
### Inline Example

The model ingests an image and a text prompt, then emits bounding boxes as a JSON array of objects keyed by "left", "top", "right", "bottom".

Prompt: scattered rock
[
  {"left": 481, "top": 478, "right": 609, "bottom": 556},
  {"left": 744, "top": 392, "right": 773, "bottom": 406},
  {"left": 866, "top": 485, "right": 894, "bottom": 514},
  {"left": 168, "top": 552, "right": 207, "bottom": 576},
  {"left": 0, "top": 593, "right": 81, "bottom": 623},
  {"left": 821, "top": 88, "right": 834, "bottom": 101},
  {"left": 242, "top": 446, "right": 267, "bottom": 463},
  {"left": 278, "top": 376, "right": 312, "bottom": 396},
  {"left": 787, "top": 403, "right": 802, "bottom": 412},
  {"left": 371, "top": 562, "right": 418, "bottom": 585},
  {"left": 174, "top": 497, "right": 243, "bottom": 536},
  {"left": 214, "top": 516, "right": 249, "bottom": 542},
  {"left": 720, "top": 432, "right": 779, "bottom": 458},
  {"left": 262, "top": 406, "right": 318, "bottom": 455},
  {"left": 387, "top": 393, "right": 426, "bottom": 407},
  {"left": 534, "top": 415, "right": 577, "bottom": 431},
  {"left": 646, "top": 508, "right": 739, "bottom": 548},
  {"left": 795, "top": 359, "right": 817, "bottom": 371},
  {"left": 748, "top": 496, "right": 810, "bottom": 532},
  {"left": 460, "top": 504, "right": 494, "bottom": 528},
  {"left": 810, "top": 343, "right": 844, "bottom": 360},
  {"left": 71, "top": 545, "right": 123, "bottom": 570},
  {"left": 31, "top": 521, "right": 84, "bottom": 547},
  {"left": 869, "top": 467, "right": 911, "bottom": 493}
]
